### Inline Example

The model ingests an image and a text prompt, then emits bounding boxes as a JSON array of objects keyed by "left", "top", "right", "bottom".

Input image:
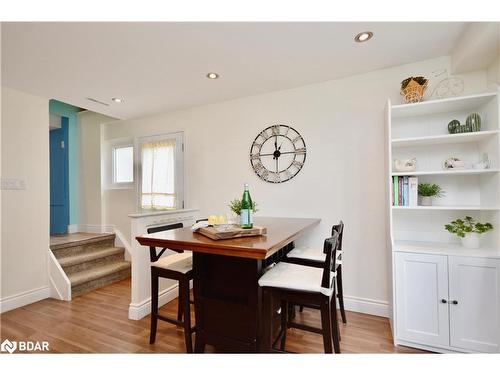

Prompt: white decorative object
[
  {"left": 461, "top": 233, "right": 481, "bottom": 249},
  {"left": 393, "top": 158, "right": 417, "bottom": 172},
  {"left": 429, "top": 69, "right": 464, "bottom": 99},
  {"left": 473, "top": 153, "right": 491, "bottom": 170},
  {"left": 443, "top": 157, "right": 472, "bottom": 170}
]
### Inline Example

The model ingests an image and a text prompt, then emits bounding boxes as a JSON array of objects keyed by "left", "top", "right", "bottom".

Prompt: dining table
[{"left": 135, "top": 216, "right": 320, "bottom": 353}]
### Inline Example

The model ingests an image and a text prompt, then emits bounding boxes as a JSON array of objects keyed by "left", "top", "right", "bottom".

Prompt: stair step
[
  {"left": 69, "top": 261, "right": 131, "bottom": 287},
  {"left": 50, "top": 233, "right": 115, "bottom": 250},
  {"left": 51, "top": 233, "right": 116, "bottom": 259},
  {"left": 59, "top": 247, "right": 126, "bottom": 274},
  {"left": 71, "top": 266, "right": 131, "bottom": 298}
]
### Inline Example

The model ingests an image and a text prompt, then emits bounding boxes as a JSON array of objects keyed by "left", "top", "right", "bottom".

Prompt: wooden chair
[
  {"left": 284, "top": 221, "right": 346, "bottom": 324},
  {"left": 147, "top": 223, "right": 195, "bottom": 353},
  {"left": 259, "top": 232, "right": 341, "bottom": 353}
]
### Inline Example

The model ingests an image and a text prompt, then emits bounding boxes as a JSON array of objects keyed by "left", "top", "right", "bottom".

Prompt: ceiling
[{"left": 1, "top": 22, "right": 467, "bottom": 120}]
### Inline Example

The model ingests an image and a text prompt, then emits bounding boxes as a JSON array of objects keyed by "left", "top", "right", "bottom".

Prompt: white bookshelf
[
  {"left": 386, "top": 90, "right": 500, "bottom": 354},
  {"left": 387, "top": 90, "right": 500, "bottom": 252}
]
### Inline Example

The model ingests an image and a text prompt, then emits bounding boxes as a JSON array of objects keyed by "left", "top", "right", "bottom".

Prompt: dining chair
[
  {"left": 284, "top": 221, "right": 346, "bottom": 324},
  {"left": 147, "top": 223, "right": 195, "bottom": 353},
  {"left": 259, "top": 232, "right": 341, "bottom": 353}
]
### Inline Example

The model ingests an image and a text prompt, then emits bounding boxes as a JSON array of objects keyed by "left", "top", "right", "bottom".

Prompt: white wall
[
  {"left": 103, "top": 56, "right": 488, "bottom": 308},
  {"left": 451, "top": 22, "right": 499, "bottom": 74},
  {"left": 76, "top": 111, "right": 116, "bottom": 227},
  {"left": 0, "top": 86, "right": 50, "bottom": 312}
]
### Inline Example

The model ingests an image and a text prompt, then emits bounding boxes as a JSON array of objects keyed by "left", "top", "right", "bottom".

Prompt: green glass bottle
[{"left": 240, "top": 183, "right": 253, "bottom": 229}]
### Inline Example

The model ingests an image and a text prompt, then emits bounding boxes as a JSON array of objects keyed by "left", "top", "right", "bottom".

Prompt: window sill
[{"left": 106, "top": 183, "right": 134, "bottom": 190}]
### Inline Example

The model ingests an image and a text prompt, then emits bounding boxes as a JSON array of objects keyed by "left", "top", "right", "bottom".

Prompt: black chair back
[
  {"left": 147, "top": 222, "right": 184, "bottom": 262},
  {"left": 331, "top": 221, "right": 344, "bottom": 252},
  {"left": 324, "top": 220, "right": 344, "bottom": 255},
  {"left": 320, "top": 231, "right": 340, "bottom": 290}
]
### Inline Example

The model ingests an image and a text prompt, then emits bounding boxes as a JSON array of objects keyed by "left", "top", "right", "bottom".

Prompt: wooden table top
[{"left": 135, "top": 217, "right": 320, "bottom": 259}]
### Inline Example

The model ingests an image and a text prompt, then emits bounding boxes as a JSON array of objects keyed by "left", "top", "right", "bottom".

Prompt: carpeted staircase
[{"left": 50, "top": 233, "right": 131, "bottom": 297}]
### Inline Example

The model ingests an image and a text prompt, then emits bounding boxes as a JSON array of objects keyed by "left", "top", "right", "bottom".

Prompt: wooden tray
[{"left": 197, "top": 225, "right": 267, "bottom": 240}]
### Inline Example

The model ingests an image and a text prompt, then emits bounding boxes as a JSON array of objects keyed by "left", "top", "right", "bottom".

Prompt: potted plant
[
  {"left": 418, "top": 183, "right": 445, "bottom": 206},
  {"left": 228, "top": 198, "right": 258, "bottom": 223},
  {"left": 445, "top": 216, "right": 493, "bottom": 249}
]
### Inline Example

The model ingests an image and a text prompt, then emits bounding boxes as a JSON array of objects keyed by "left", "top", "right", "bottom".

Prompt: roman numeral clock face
[{"left": 250, "top": 125, "right": 306, "bottom": 183}]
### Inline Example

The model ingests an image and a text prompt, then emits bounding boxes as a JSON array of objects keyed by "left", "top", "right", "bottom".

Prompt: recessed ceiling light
[
  {"left": 354, "top": 31, "right": 373, "bottom": 43},
  {"left": 206, "top": 72, "right": 220, "bottom": 79},
  {"left": 112, "top": 97, "right": 124, "bottom": 103}
]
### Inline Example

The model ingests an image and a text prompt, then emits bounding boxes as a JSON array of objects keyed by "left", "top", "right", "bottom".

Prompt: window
[
  {"left": 113, "top": 146, "right": 134, "bottom": 183},
  {"left": 106, "top": 138, "right": 134, "bottom": 189},
  {"left": 139, "top": 132, "right": 184, "bottom": 210}
]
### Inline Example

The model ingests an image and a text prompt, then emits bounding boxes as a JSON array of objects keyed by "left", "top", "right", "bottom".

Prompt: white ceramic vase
[
  {"left": 461, "top": 232, "right": 480, "bottom": 249},
  {"left": 420, "top": 196, "right": 432, "bottom": 206}
]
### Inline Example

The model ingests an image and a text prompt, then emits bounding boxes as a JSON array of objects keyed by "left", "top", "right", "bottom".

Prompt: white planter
[
  {"left": 461, "top": 233, "right": 481, "bottom": 249},
  {"left": 419, "top": 196, "right": 433, "bottom": 206}
]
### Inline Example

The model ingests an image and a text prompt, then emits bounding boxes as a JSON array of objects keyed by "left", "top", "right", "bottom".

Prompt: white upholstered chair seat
[
  {"left": 152, "top": 252, "right": 193, "bottom": 273},
  {"left": 287, "top": 246, "right": 342, "bottom": 264},
  {"left": 258, "top": 262, "right": 336, "bottom": 296}
]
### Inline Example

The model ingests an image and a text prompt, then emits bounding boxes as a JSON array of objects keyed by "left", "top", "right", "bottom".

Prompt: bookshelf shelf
[
  {"left": 391, "top": 92, "right": 497, "bottom": 118},
  {"left": 391, "top": 169, "right": 499, "bottom": 176},
  {"left": 391, "top": 130, "right": 499, "bottom": 148},
  {"left": 392, "top": 205, "right": 500, "bottom": 211},
  {"left": 392, "top": 240, "right": 500, "bottom": 258}
]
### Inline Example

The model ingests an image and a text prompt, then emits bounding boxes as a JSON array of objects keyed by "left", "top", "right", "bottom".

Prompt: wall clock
[{"left": 250, "top": 124, "right": 306, "bottom": 183}]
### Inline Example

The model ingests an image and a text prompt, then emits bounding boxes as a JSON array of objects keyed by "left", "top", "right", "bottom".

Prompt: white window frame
[
  {"left": 106, "top": 137, "right": 135, "bottom": 190},
  {"left": 136, "top": 131, "right": 184, "bottom": 211}
]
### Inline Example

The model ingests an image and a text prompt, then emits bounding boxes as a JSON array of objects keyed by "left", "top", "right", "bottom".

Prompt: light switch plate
[{"left": 1, "top": 178, "right": 26, "bottom": 190}]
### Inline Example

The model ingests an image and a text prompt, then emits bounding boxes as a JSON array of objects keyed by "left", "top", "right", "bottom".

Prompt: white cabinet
[
  {"left": 395, "top": 253, "right": 450, "bottom": 347},
  {"left": 394, "top": 252, "right": 500, "bottom": 353},
  {"left": 449, "top": 256, "right": 500, "bottom": 353}
]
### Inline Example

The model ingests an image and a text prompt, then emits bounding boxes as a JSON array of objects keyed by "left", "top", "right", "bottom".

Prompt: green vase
[
  {"left": 447, "top": 119, "right": 460, "bottom": 134},
  {"left": 466, "top": 113, "right": 481, "bottom": 132}
]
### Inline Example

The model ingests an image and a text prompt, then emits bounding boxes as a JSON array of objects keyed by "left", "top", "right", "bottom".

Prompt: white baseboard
[
  {"left": 67, "top": 224, "right": 80, "bottom": 233},
  {"left": 343, "top": 295, "right": 389, "bottom": 318},
  {"left": 128, "top": 283, "right": 179, "bottom": 320},
  {"left": 0, "top": 286, "right": 51, "bottom": 314}
]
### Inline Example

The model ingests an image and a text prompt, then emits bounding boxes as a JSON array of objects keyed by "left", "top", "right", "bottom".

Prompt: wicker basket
[{"left": 401, "top": 78, "right": 428, "bottom": 104}]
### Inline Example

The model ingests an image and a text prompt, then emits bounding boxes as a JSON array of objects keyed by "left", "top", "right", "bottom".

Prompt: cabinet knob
[
  {"left": 441, "top": 299, "right": 447, "bottom": 304},
  {"left": 451, "top": 300, "right": 458, "bottom": 305}
]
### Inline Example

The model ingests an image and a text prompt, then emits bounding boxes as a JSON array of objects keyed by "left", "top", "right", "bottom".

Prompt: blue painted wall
[{"left": 49, "top": 100, "right": 81, "bottom": 225}]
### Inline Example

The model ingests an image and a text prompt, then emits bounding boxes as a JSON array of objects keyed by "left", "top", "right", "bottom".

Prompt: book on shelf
[
  {"left": 408, "top": 177, "right": 418, "bottom": 207},
  {"left": 392, "top": 175, "right": 418, "bottom": 207}
]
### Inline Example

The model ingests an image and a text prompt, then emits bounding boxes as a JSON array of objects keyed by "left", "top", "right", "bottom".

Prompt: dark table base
[{"left": 192, "top": 244, "right": 291, "bottom": 353}]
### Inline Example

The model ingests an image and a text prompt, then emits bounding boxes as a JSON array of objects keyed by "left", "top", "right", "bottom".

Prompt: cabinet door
[
  {"left": 449, "top": 256, "right": 500, "bottom": 353},
  {"left": 395, "top": 252, "right": 450, "bottom": 347}
]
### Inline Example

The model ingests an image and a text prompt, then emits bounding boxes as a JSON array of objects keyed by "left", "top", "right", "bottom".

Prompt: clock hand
[
  {"left": 276, "top": 157, "right": 279, "bottom": 173},
  {"left": 273, "top": 136, "right": 278, "bottom": 159}
]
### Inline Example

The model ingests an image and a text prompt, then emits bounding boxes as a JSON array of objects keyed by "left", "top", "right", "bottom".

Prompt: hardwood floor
[{"left": 0, "top": 278, "right": 425, "bottom": 353}]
